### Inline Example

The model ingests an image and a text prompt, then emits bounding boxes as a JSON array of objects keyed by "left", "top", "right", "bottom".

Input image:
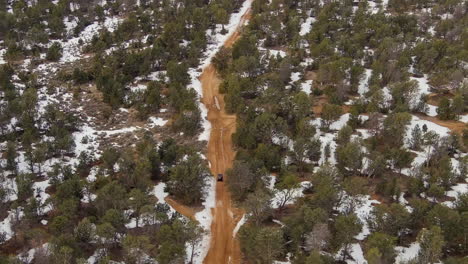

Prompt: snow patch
[
  {"left": 300, "top": 80, "right": 313, "bottom": 94},
  {"left": 0, "top": 49, "right": 6, "bottom": 64},
  {"left": 299, "top": 17, "right": 316, "bottom": 36},
  {"left": 148, "top": 117, "right": 168, "bottom": 127},
  {"left": 271, "top": 181, "right": 312, "bottom": 209},
  {"left": 395, "top": 242, "right": 420, "bottom": 264},
  {"left": 358, "top": 69, "right": 372, "bottom": 96},
  {"left": 192, "top": 177, "right": 216, "bottom": 264}
]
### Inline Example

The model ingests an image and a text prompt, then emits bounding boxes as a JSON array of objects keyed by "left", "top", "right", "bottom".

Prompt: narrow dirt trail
[
  {"left": 165, "top": 197, "right": 198, "bottom": 221},
  {"left": 200, "top": 8, "right": 252, "bottom": 264}
]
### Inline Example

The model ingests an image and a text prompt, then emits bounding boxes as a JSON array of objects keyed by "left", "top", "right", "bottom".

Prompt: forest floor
[{"left": 199, "top": 8, "right": 252, "bottom": 264}]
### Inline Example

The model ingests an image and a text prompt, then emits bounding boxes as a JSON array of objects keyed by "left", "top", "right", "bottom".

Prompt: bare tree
[{"left": 305, "top": 223, "right": 331, "bottom": 252}]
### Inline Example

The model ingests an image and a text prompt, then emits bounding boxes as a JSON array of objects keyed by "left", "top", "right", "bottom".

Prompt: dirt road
[{"left": 201, "top": 8, "right": 252, "bottom": 264}]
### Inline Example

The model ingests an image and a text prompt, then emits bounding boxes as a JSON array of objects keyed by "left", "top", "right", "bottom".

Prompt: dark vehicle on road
[{"left": 217, "top": 174, "right": 223, "bottom": 181}]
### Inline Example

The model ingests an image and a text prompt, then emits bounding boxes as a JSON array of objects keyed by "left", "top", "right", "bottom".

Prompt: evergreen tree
[
  {"left": 167, "top": 154, "right": 208, "bottom": 205},
  {"left": 437, "top": 97, "right": 454, "bottom": 120},
  {"left": 417, "top": 226, "right": 445, "bottom": 264},
  {"left": 46, "top": 42, "right": 63, "bottom": 61}
]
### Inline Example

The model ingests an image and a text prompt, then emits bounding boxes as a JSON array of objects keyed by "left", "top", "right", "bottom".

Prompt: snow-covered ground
[
  {"left": 444, "top": 183, "right": 468, "bottom": 208},
  {"left": 190, "top": 178, "right": 216, "bottom": 263},
  {"left": 148, "top": 117, "right": 168, "bottom": 127},
  {"left": 59, "top": 16, "right": 122, "bottom": 63},
  {"left": 32, "top": 179, "right": 52, "bottom": 214},
  {"left": 291, "top": 72, "right": 301, "bottom": 83},
  {"left": 232, "top": 214, "right": 247, "bottom": 238},
  {"left": 409, "top": 75, "right": 431, "bottom": 108},
  {"left": 337, "top": 194, "right": 381, "bottom": 241},
  {"left": 426, "top": 104, "right": 438, "bottom": 117},
  {"left": 460, "top": 114, "right": 468, "bottom": 123},
  {"left": 358, "top": 69, "right": 372, "bottom": 96},
  {"left": 405, "top": 115, "right": 450, "bottom": 141},
  {"left": 395, "top": 242, "right": 420, "bottom": 264},
  {"left": 0, "top": 48, "right": 6, "bottom": 64},
  {"left": 0, "top": 208, "right": 24, "bottom": 242},
  {"left": 299, "top": 17, "right": 316, "bottom": 36},
  {"left": 300, "top": 80, "right": 313, "bottom": 94},
  {"left": 336, "top": 243, "right": 367, "bottom": 264},
  {"left": 271, "top": 181, "right": 312, "bottom": 209}
]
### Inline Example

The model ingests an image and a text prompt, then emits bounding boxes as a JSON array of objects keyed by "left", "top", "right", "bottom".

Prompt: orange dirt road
[{"left": 201, "top": 7, "right": 252, "bottom": 264}]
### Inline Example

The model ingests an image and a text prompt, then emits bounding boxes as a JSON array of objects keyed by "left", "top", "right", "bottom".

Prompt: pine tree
[
  {"left": 451, "top": 94, "right": 464, "bottom": 119},
  {"left": 46, "top": 42, "right": 63, "bottom": 61},
  {"left": 437, "top": 97, "right": 454, "bottom": 120},
  {"left": 417, "top": 226, "right": 445, "bottom": 264},
  {"left": 410, "top": 124, "right": 423, "bottom": 150}
]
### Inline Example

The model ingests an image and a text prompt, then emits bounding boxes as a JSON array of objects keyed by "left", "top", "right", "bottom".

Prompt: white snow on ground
[
  {"left": 260, "top": 48, "right": 287, "bottom": 58},
  {"left": 426, "top": 104, "right": 438, "bottom": 117},
  {"left": 60, "top": 16, "right": 122, "bottom": 63},
  {"left": 300, "top": 57, "right": 314, "bottom": 68},
  {"left": 87, "top": 166, "right": 99, "bottom": 182},
  {"left": 368, "top": 0, "right": 388, "bottom": 14},
  {"left": 0, "top": 208, "right": 24, "bottom": 242},
  {"left": 447, "top": 183, "right": 468, "bottom": 198},
  {"left": 291, "top": 72, "right": 301, "bottom": 83},
  {"left": 17, "top": 243, "right": 49, "bottom": 264},
  {"left": 72, "top": 123, "right": 100, "bottom": 159},
  {"left": 401, "top": 115, "right": 450, "bottom": 175},
  {"left": 444, "top": 182, "right": 468, "bottom": 208},
  {"left": 406, "top": 115, "right": 450, "bottom": 139},
  {"left": 336, "top": 243, "right": 367, "bottom": 264},
  {"left": 191, "top": 177, "right": 216, "bottom": 264},
  {"left": 232, "top": 214, "right": 247, "bottom": 237},
  {"left": 150, "top": 182, "right": 175, "bottom": 213},
  {"left": 64, "top": 16, "right": 78, "bottom": 36},
  {"left": 460, "top": 114, "right": 468, "bottom": 123},
  {"left": 401, "top": 152, "right": 426, "bottom": 176},
  {"left": 265, "top": 175, "right": 277, "bottom": 190},
  {"left": 317, "top": 133, "right": 337, "bottom": 165},
  {"left": 398, "top": 192, "right": 413, "bottom": 213},
  {"left": 395, "top": 242, "right": 420, "bottom": 264},
  {"left": 408, "top": 75, "right": 431, "bottom": 109},
  {"left": 148, "top": 117, "right": 168, "bottom": 127},
  {"left": 338, "top": 194, "right": 381, "bottom": 241},
  {"left": 274, "top": 261, "right": 291, "bottom": 264},
  {"left": 188, "top": 68, "right": 212, "bottom": 142},
  {"left": 300, "top": 80, "right": 313, "bottom": 94},
  {"left": 32, "top": 179, "right": 52, "bottom": 214},
  {"left": 87, "top": 248, "right": 107, "bottom": 264},
  {"left": 330, "top": 113, "right": 350, "bottom": 131},
  {"left": 299, "top": 17, "right": 316, "bottom": 36},
  {"left": 381, "top": 87, "right": 393, "bottom": 108},
  {"left": 126, "top": 182, "right": 179, "bottom": 229},
  {"left": 0, "top": 177, "right": 18, "bottom": 202},
  {"left": 129, "top": 83, "right": 147, "bottom": 93},
  {"left": 0, "top": 48, "right": 6, "bottom": 64},
  {"left": 358, "top": 69, "right": 372, "bottom": 96},
  {"left": 101, "top": 126, "right": 140, "bottom": 136},
  {"left": 271, "top": 181, "right": 312, "bottom": 209},
  {"left": 272, "top": 219, "right": 285, "bottom": 227}
]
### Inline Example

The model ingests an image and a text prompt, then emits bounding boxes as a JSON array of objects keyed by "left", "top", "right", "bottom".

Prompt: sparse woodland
[{"left": 0, "top": 0, "right": 467, "bottom": 264}]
